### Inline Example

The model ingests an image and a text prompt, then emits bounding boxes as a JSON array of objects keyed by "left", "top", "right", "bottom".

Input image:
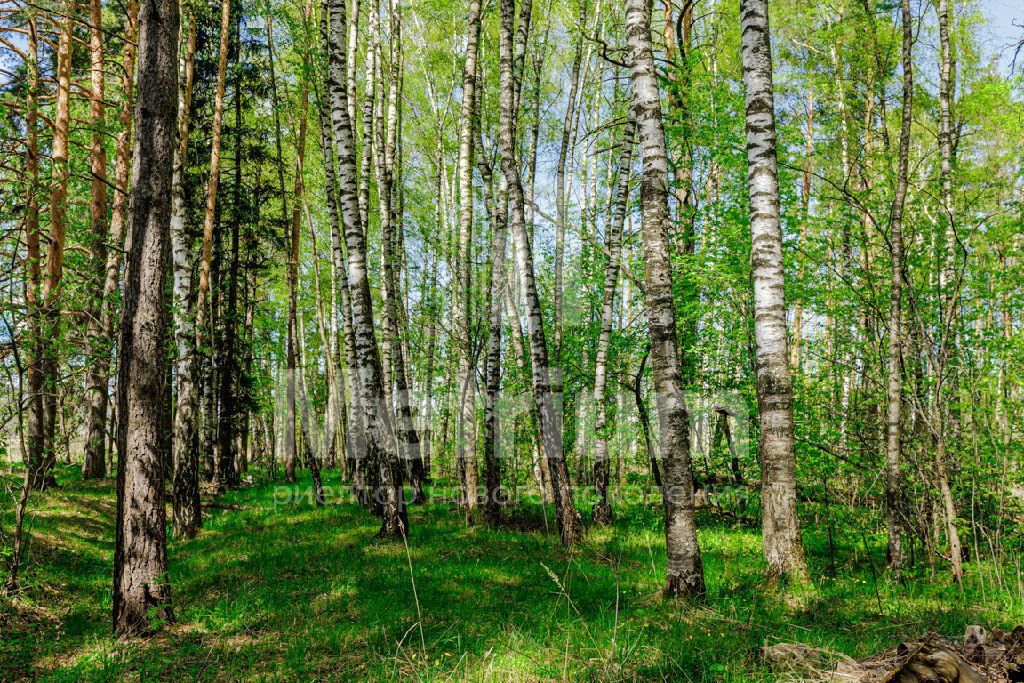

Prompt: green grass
[{"left": 1, "top": 466, "right": 1018, "bottom": 681}]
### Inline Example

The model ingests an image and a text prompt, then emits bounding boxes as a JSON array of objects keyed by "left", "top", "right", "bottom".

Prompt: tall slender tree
[
  {"left": 454, "top": 0, "right": 482, "bottom": 510},
  {"left": 81, "top": 0, "right": 108, "bottom": 479},
  {"left": 217, "top": 4, "right": 247, "bottom": 488},
  {"left": 592, "top": 110, "right": 635, "bottom": 525},
  {"left": 171, "top": 9, "right": 201, "bottom": 538},
  {"left": 327, "top": 0, "right": 406, "bottom": 537},
  {"left": 933, "top": 0, "right": 964, "bottom": 585},
  {"left": 500, "top": 0, "right": 581, "bottom": 546},
  {"left": 27, "top": 3, "right": 73, "bottom": 489},
  {"left": 738, "top": 0, "right": 810, "bottom": 586},
  {"left": 625, "top": 0, "right": 705, "bottom": 596},
  {"left": 286, "top": 0, "right": 313, "bottom": 487},
  {"left": 884, "top": 0, "right": 915, "bottom": 577},
  {"left": 194, "top": 0, "right": 232, "bottom": 484}
]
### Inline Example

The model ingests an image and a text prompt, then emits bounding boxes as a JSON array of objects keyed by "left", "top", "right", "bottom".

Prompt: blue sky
[{"left": 979, "top": 0, "right": 1022, "bottom": 74}]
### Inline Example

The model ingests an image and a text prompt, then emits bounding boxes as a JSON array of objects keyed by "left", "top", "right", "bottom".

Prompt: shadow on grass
[{"left": 0, "top": 466, "right": 1017, "bottom": 681}]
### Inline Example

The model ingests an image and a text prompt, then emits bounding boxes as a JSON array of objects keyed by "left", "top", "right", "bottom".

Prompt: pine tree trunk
[
  {"left": 625, "top": 0, "right": 705, "bottom": 596},
  {"left": 592, "top": 110, "right": 635, "bottom": 525},
  {"left": 738, "top": 0, "right": 809, "bottom": 586},
  {"left": 99, "top": 3, "right": 141, "bottom": 475},
  {"left": 196, "top": 0, "right": 231, "bottom": 484},
  {"left": 29, "top": 4, "right": 74, "bottom": 490},
  {"left": 112, "top": 0, "right": 179, "bottom": 635},
  {"left": 22, "top": 11, "right": 43, "bottom": 493},
  {"left": 81, "top": 0, "right": 108, "bottom": 479},
  {"left": 217, "top": 22, "right": 247, "bottom": 488},
  {"left": 9, "top": 12, "right": 41, "bottom": 591}
]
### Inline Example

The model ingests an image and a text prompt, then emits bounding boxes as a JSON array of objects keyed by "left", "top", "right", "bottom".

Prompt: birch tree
[
  {"left": 500, "top": 0, "right": 581, "bottom": 546},
  {"left": 327, "top": 0, "right": 407, "bottom": 537},
  {"left": 592, "top": 110, "right": 635, "bottom": 525},
  {"left": 738, "top": 0, "right": 810, "bottom": 586},
  {"left": 625, "top": 0, "right": 705, "bottom": 595},
  {"left": 171, "top": 9, "right": 201, "bottom": 538}
]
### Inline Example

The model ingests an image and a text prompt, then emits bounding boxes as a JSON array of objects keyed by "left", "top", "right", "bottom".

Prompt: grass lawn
[{"left": 0, "top": 466, "right": 1017, "bottom": 681}]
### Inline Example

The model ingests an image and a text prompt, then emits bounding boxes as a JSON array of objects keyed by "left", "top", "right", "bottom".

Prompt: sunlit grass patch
[{"left": 1, "top": 465, "right": 1021, "bottom": 680}]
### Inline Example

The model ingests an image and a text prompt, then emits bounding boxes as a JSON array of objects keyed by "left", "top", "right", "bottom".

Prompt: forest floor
[{"left": 0, "top": 467, "right": 1019, "bottom": 681}]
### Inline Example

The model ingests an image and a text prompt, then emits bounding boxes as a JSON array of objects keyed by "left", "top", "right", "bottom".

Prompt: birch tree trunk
[
  {"left": 884, "top": 0, "right": 914, "bottom": 576},
  {"left": 112, "top": 0, "right": 179, "bottom": 635},
  {"left": 286, "top": 0, "right": 313, "bottom": 485},
  {"left": 171, "top": 10, "right": 201, "bottom": 538},
  {"left": 789, "top": 88, "right": 814, "bottom": 370},
  {"left": 934, "top": 0, "right": 964, "bottom": 585},
  {"left": 317, "top": 24, "right": 363, "bottom": 494},
  {"left": 475, "top": 103, "right": 508, "bottom": 525},
  {"left": 554, "top": 0, "right": 585, "bottom": 373},
  {"left": 591, "top": 110, "right": 635, "bottom": 525},
  {"left": 421, "top": 159, "right": 444, "bottom": 484},
  {"left": 357, "top": 5, "right": 376, "bottom": 234},
  {"left": 266, "top": 11, "right": 293, "bottom": 481},
  {"left": 327, "top": 0, "right": 407, "bottom": 537},
  {"left": 738, "top": 0, "right": 810, "bottom": 586},
  {"left": 625, "top": 0, "right": 705, "bottom": 595},
  {"left": 455, "top": 0, "right": 482, "bottom": 510},
  {"left": 376, "top": 0, "right": 422, "bottom": 502},
  {"left": 500, "top": 0, "right": 581, "bottom": 546}
]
